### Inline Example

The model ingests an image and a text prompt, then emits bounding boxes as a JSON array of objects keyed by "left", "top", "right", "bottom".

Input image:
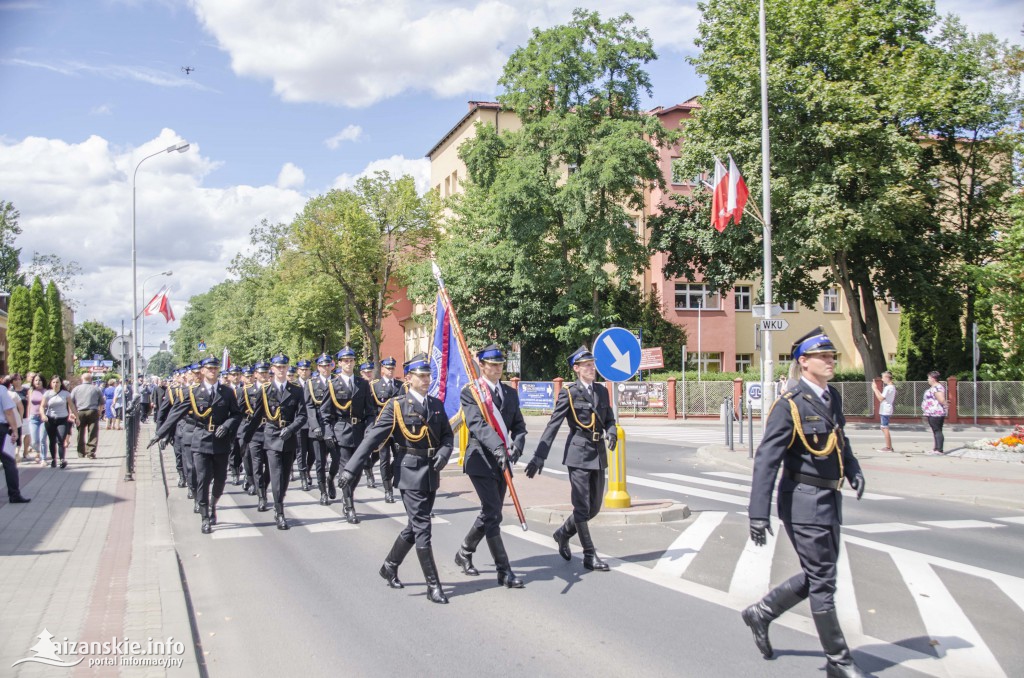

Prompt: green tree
[
  {"left": 412, "top": 10, "right": 676, "bottom": 375},
  {"left": 46, "top": 281, "right": 65, "bottom": 378},
  {"left": 74, "top": 320, "right": 117, "bottom": 363},
  {"left": 146, "top": 350, "right": 175, "bottom": 377},
  {"left": 292, "top": 172, "right": 440, "bottom": 364},
  {"left": 25, "top": 253, "right": 81, "bottom": 304},
  {"left": 28, "top": 307, "right": 50, "bottom": 376},
  {"left": 7, "top": 286, "right": 32, "bottom": 374},
  {"left": 29, "top": 276, "right": 44, "bottom": 323},
  {"left": 0, "top": 200, "right": 24, "bottom": 292},
  {"left": 651, "top": 0, "right": 954, "bottom": 378}
]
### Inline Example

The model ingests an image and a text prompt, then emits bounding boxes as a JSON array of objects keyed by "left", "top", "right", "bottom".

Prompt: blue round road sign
[{"left": 593, "top": 327, "right": 641, "bottom": 381}]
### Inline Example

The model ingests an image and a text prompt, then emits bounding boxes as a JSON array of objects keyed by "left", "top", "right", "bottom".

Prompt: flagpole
[
  {"left": 758, "top": 0, "right": 775, "bottom": 427},
  {"left": 432, "top": 262, "right": 528, "bottom": 531}
]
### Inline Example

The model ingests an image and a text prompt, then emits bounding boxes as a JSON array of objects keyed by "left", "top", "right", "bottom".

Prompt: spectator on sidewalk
[
  {"left": 3, "top": 374, "right": 25, "bottom": 461},
  {"left": 71, "top": 371, "right": 105, "bottom": 459},
  {"left": 103, "top": 378, "right": 116, "bottom": 429},
  {"left": 139, "top": 376, "right": 152, "bottom": 423},
  {"left": 922, "top": 371, "right": 948, "bottom": 455},
  {"left": 41, "top": 375, "right": 78, "bottom": 469},
  {"left": 26, "top": 372, "right": 49, "bottom": 464},
  {"left": 872, "top": 371, "right": 897, "bottom": 452},
  {"left": 112, "top": 379, "right": 124, "bottom": 430},
  {"left": 0, "top": 380, "right": 30, "bottom": 503}
]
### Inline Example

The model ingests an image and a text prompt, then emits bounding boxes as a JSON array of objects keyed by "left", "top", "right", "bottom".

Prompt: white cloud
[
  {"left": 332, "top": 154, "right": 431, "bottom": 195},
  {"left": 91, "top": 103, "right": 113, "bottom": 115},
  {"left": 934, "top": 0, "right": 1024, "bottom": 45},
  {"left": 0, "top": 129, "right": 307, "bottom": 353},
  {"left": 324, "top": 124, "right": 364, "bottom": 149},
  {"left": 276, "top": 162, "right": 306, "bottom": 189},
  {"left": 190, "top": 1, "right": 702, "bottom": 108}
]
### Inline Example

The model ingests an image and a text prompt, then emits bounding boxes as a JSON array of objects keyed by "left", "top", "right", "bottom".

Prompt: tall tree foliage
[
  {"left": 7, "top": 286, "right": 32, "bottom": 374},
  {"left": 413, "top": 10, "right": 676, "bottom": 375},
  {"left": 46, "top": 281, "right": 65, "bottom": 378},
  {"left": 651, "top": 0, "right": 959, "bottom": 378},
  {"left": 28, "top": 307, "right": 49, "bottom": 376},
  {"left": 74, "top": 320, "right": 117, "bottom": 364},
  {"left": 0, "top": 200, "right": 24, "bottom": 292}
]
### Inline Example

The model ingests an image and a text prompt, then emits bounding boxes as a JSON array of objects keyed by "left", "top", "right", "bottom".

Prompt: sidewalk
[{"left": 0, "top": 423, "right": 200, "bottom": 677}]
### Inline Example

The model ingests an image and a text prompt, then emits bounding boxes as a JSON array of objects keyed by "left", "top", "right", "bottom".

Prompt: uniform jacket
[
  {"left": 533, "top": 381, "right": 615, "bottom": 470},
  {"left": 244, "top": 381, "right": 307, "bottom": 453},
  {"left": 151, "top": 385, "right": 165, "bottom": 423},
  {"left": 347, "top": 393, "right": 453, "bottom": 492},
  {"left": 318, "top": 374, "right": 374, "bottom": 448},
  {"left": 154, "top": 382, "right": 243, "bottom": 456},
  {"left": 748, "top": 379, "right": 863, "bottom": 526},
  {"left": 461, "top": 381, "right": 527, "bottom": 479},
  {"left": 369, "top": 377, "right": 404, "bottom": 418}
]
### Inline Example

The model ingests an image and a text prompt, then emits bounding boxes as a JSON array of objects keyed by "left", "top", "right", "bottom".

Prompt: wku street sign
[{"left": 759, "top": 318, "right": 789, "bottom": 332}]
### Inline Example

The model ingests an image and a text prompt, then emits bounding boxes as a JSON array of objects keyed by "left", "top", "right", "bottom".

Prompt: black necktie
[
  {"left": 822, "top": 391, "right": 831, "bottom": 406},
  {"left": 493, "top": 385, "right": 502, "bottom": 408}
]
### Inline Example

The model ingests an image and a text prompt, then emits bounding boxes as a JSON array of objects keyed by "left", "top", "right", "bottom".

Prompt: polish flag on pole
[
  {"left": 711, "top": 157, "right": 730, "bottom": 232},
  {"left": 142, "top": 286, "right": 175, "bottom": 323},
  {"left": 727, "top": 154, "right": 749, "bottom": 225},
  {"left": 221, "top": 347, "right": 230, "bottom": 371}
]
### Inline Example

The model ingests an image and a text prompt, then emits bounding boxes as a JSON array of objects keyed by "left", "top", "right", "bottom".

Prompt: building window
[
  {"left": 444, "top": 176, "right": 451, "bottom": 197},
  {"left": 780, "top": 300, "right": 797, "bottom": 312},
  {"left": 734, "top": 285, "right": 751, "bottom": 311},
  {"left": 736, "top": 354, "right": 753, "bottom": 372},
  {"left": 450, "top": 171, "right": 458, "bottom": 194},
  {"left": 888, "top": 299, "right": 900, "bottom": 313},
  {"left": 823, "top": 287, "right": 841, "bottom": 313},
  {"left": 675, "top": 283, "right": 720, "bottom": 310},
  {"left": 687, "top": 352, "right": 723, "bottom": 373},
  {"left": 778, "top": 353, "right": 792, "bottom": 365},
  {"left": 671, "top": 158, "right": 686, "bottom": 185}
]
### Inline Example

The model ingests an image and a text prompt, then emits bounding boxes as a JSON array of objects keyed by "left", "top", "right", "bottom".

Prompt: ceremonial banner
[{"left": 428, "top": 292, "right": 470, "bottom": 425}]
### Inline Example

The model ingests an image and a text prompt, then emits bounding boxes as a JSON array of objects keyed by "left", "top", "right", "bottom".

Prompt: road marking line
[
  {"left": 211, "top": 493, "right": 262, "bottom": 539},
  {"left": 844, "top": 522, "right": 929, "bottom": 534},
  {"left": 652, "top": 472, "right": 751, "bottom": 492},
  {"left": 704, "top": 471, "right": 754, "bottom": 482},
  {"left": 652, "top": 511, "right": 727, "bottom": 578},
  {"left": 919, "top": 520, "right": 1005, "bottom": 530},
  {"left": 890, "top": 552, "right": 1007, "bottom": 678},
  {"left": 504, "top": 527, "right": 948, "bottom": 677},
  {"left": 728, "top": 516, "right": 778, "bottom": 604},
  {"left": 835, "top": 536, "right": 862, "bottom": 636},
  {"left": 994, "top": 516, "right": 1024, "bottom": 525},
  {"left": 626, "top": 475, "right": 749, "bottom": 506},
  {"left": 284, "top": 500, "right": 358, "bottom": 533},
  {"left": 704, "top": 471, "right": 901, "bottom": 501}
]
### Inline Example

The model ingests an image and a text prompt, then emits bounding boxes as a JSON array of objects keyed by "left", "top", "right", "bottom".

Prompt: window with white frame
[
  {"left": 736, "top": 354, "right": 753, "bottom": 372},
  {"left": 674, "top": 283, "right": 720, "bottom": 310},
  {"left": 778, "top": 353, "right": 792, "bottom": 365},
  {"left": 734, "top": 285, "right": 751, "bottom": 311},
  {"left": 822, "top": 287, "right": 841, "bottom": 313},
  {"left": 687, "top": 352, "right": 723, "bottom": 373},
  {"left": 780, "top": 299, "right": 798, "bottom": 312}
]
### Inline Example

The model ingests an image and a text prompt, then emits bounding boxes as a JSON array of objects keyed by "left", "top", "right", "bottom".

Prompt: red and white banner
[
  {"left": 711, "top": 157, "right": 730, "bottom": 232},
  {"left": 142, "top": 286, "right": 175, "bottom": 322},
  {"left": 727, "top": 154, "right": 749, "bottom": 225}
]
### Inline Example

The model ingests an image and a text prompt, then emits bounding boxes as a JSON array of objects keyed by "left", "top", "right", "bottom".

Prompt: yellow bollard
[
  {"left": 604, "top": 424, "right": 631, "bottom": 508},
  {"left": 457, "top": 420, "right": 468, "bottom": 466}
]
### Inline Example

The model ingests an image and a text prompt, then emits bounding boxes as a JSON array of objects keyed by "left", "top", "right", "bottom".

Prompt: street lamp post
[
  {"left": 140, "top": 270, "right": 172, "bottom": 376},
  {"left": 131, "top": 142, "right": 189, "bottom": 390}
]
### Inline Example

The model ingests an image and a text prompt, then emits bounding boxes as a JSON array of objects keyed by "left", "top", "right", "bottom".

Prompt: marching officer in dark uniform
[
  {"left": 359, "top": 361, "right": 379, "bottom": 489},
  {"left": 152, "top": 356, "right": 243, "bottom": 534},
  {"left": 526, "top": 346, "right": 617, "bottom": 572},
  {"left": 340, "top": 354, "right": 454, "bottom": 604},
  {"left": 243, "top": 354, "right": 307, "bottom": 530},
  {"left": 369, "top": 356, "right": 403, "bottom": 503},
  {"left": 235, "top": 366, "right": 257, "bottom": 492},
  {"left": 241, "top": 362, "right": 272, "bottom": 509},
  {"left": 179, "top": 363, "right": 201, "bottom": 509},
  {"left": 154, "top": 369, "right": 185, "bottom": 488},
  {"left": 454, "top": 344, "right": 528, "bottom": 588},
  {"left": 319, "top": 347, "right": 374, "bottom": 524},
  {"left": 293, "top": 359, "right": 315, "bottom": 491},
  {"left": 742, "top": 328, "right": 868, "bottom": 678},
  {"left": 359, "top": 361, "right": 375, "bottom": 383},
  {"left": 226, "top": 365, "right": 244, "bottom": 485},
  {"left": 305, "top": 353, "right": 339, "bottom": 506}
]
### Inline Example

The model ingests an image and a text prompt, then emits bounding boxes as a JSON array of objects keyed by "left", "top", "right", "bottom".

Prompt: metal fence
[
  {"left": 124, "top": 401, "right": 141, "bottom": 481},
  {"left": 833, "top": 382, "right": 874, "bottom": 417},
  {"left": 676, "top": 380, "right": 734, "bottom": 416},
  {"left": 957, "top": 381, "right": 1024, "bottom": 418}
]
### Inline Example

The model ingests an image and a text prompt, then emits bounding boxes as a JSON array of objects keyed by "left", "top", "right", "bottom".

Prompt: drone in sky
[{"left": 181, "top": 66, "right": 195, "bottom": 75}]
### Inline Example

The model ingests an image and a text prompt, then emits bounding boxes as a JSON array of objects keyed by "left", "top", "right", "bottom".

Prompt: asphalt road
[{"left": 166, "top": 429, "right": 1024, "bottom": 678}]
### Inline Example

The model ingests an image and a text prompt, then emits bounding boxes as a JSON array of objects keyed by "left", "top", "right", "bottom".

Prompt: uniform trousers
[
  {"left": 568, "top": 466, "right": 605, "bottom": 523},
  {"left": 469, "top": 474, "right": 507, "bottom": 537},
  {"left": 229, "top": 437, "right": 244, "bottom": 474},
  {"left": 338, "top": 445, "right": 361, "bottom": 498},
  {"left": 195, "top": 452, "right": 229, "bottom": 511},
  {"left": 293, "top": 430, "right": 313, "bottom": 475},
  {"left": 173, "top": 432, "right": 184, "bottom": 476},
  {"left": 399, "top": 490, "right": 437, "bottom": 548},
  {"left": 178, "top": 430, "right": 197, "bottom": 491},
  {"left": 781, "top": 521, "right": 840, "bottom": 612},
  {"left": 265, "top": 447, "right": 295, "bottom": 506},
  {"left": 248, "top": 433, "right": 268, "bottom": 494},
  {"left": 312, "top": 439, "right": 340, "bottom": 483}
]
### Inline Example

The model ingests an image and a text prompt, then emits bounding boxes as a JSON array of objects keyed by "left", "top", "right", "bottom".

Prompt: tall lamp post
[
  {"left": 140, "top": 270, "right": 172, "bottom": 376},
  {"left": 131, "top": 142, "right": 189, "bottom": 389}
]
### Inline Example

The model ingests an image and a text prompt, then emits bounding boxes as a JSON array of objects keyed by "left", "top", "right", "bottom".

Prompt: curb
[{"left": 525, "top": 501, "right": 690, "bottom": 525}]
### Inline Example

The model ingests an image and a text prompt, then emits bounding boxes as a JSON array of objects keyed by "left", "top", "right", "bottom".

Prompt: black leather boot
[
  {"left": 813, "top": 609, "right": 872, "bottom": 678},
  {"left": 364, "top": 467, "right": 377, "bottom": 489},
  {"left": 577, "top": 520, "right": 608, "bottom": 571},
  {"left": 487, "top": 534, "right": 524, "bottom": 588},
  {"left": 417, "top": 547, "right": 449, "bottom": 604},
  {"left": 257, "top": 489, "right": 268, "bottom": 512},
  {"left": 328, "top": 475, "right": 337, "bottom": 500},
  {"left": 382, "top": 471, "right": 395, "bottom": 503},
  {"left": 552, "top": 516, "right": 576, "bottom": 561},
  {"left": 187, "top": 486, "right": 195, "bottom": 500},
  {"left": 379, "top": 536, "right": 414, "bottom": 589},
  {"left": 318, "top": 482, "right": 329, "bottom": 506},
  {"left": 275, "top": 504, "right": 289, "bottom": 531},
  {"left": 301, "top": 474, "right": 311, "bottom": 492},
  {"left": 455, "top": 525, "right": 485, "bottom": 576},
  {"left": 210, "top": 498, "right": 218, "bottom": 526},
  {"left": 200, "top": 506, "right": 211, "bottom": 534},
  {"left": 230, "top": 468, "right": 239, "bottom": 486},
  {"left": 177, "top": 472, "right": 186, "bottom": 488},
  {"left": 342, "top": 487, "right": 359, "bottom": 524},
  {"left": 742, "top": 576, "right": 807, "bottom": 659},
  {"left": 193, "top": 497, "right": 200, "bottom": 514}
]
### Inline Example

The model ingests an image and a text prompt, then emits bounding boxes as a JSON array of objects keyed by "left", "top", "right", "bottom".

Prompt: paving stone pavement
[{"left": 0, "top": 423, "right": 199, "bottom": 677}]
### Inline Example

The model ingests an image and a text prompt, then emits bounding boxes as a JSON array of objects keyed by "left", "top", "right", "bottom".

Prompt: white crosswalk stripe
[
  {"left": 919, "top": 519, "right": 1006, "bottom": 530},
  {"left": 620, "top": 425, "right": 763, "bottom": 447},
  {"left": 652, "top": 511, "right": 727, "bottom": 578},
  {"left": 844, "top": 522, "right": 929, "bottom": 534},
  {"left": 211, "top": 492, "right": 262, "bottom": 539}
]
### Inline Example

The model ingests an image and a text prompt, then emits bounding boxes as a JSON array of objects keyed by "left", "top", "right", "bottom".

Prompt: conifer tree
[
  {"left": 46, "top": 281, "right": 65, "bottom": 378},
  {"left": 7, "top": 285, "right": 32, "bottom": 374},
  {"left": 28, "top": 306, "right": 49, "bottom": 376}
]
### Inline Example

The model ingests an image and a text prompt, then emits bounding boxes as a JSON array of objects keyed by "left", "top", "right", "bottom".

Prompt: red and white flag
[
  {"left": 221, "top": 347, "right": 230, "bottom": 371},
  {"left": 727, "top": 154, "right": 749, "bottom": 225},
  {"left": 142, "top": 286, "right": 175, "bottom": 323},
  {"left": 711, "top": 157, "right": 730, "bottom": 232}
]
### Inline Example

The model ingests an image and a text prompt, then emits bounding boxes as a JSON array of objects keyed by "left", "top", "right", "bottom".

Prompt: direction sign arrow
[
  {"left": 759, "top": 318, "right": 789, "bottom": 332},
  {"left": 602, "top": 335, "right": 632, "bottom": 373}
]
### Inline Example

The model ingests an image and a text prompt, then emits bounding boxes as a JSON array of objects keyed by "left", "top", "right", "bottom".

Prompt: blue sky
[{"left": 0, "top": 0, "right": 1019, "bottom": 363}]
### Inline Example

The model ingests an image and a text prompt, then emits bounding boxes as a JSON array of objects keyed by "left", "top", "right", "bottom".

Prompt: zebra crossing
[{"left": 619, "top": 424, "right": 759, "bottom": 447}]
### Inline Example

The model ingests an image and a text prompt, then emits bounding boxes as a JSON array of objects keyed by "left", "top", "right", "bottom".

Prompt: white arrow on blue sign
[{"left": 593, "top": 327, "right": 641, "bottom": 381}]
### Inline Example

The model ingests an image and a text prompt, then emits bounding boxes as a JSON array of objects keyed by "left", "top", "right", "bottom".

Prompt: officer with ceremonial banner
[{"left": 742, "top": 328, "right": 868, "bottom": 678}]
